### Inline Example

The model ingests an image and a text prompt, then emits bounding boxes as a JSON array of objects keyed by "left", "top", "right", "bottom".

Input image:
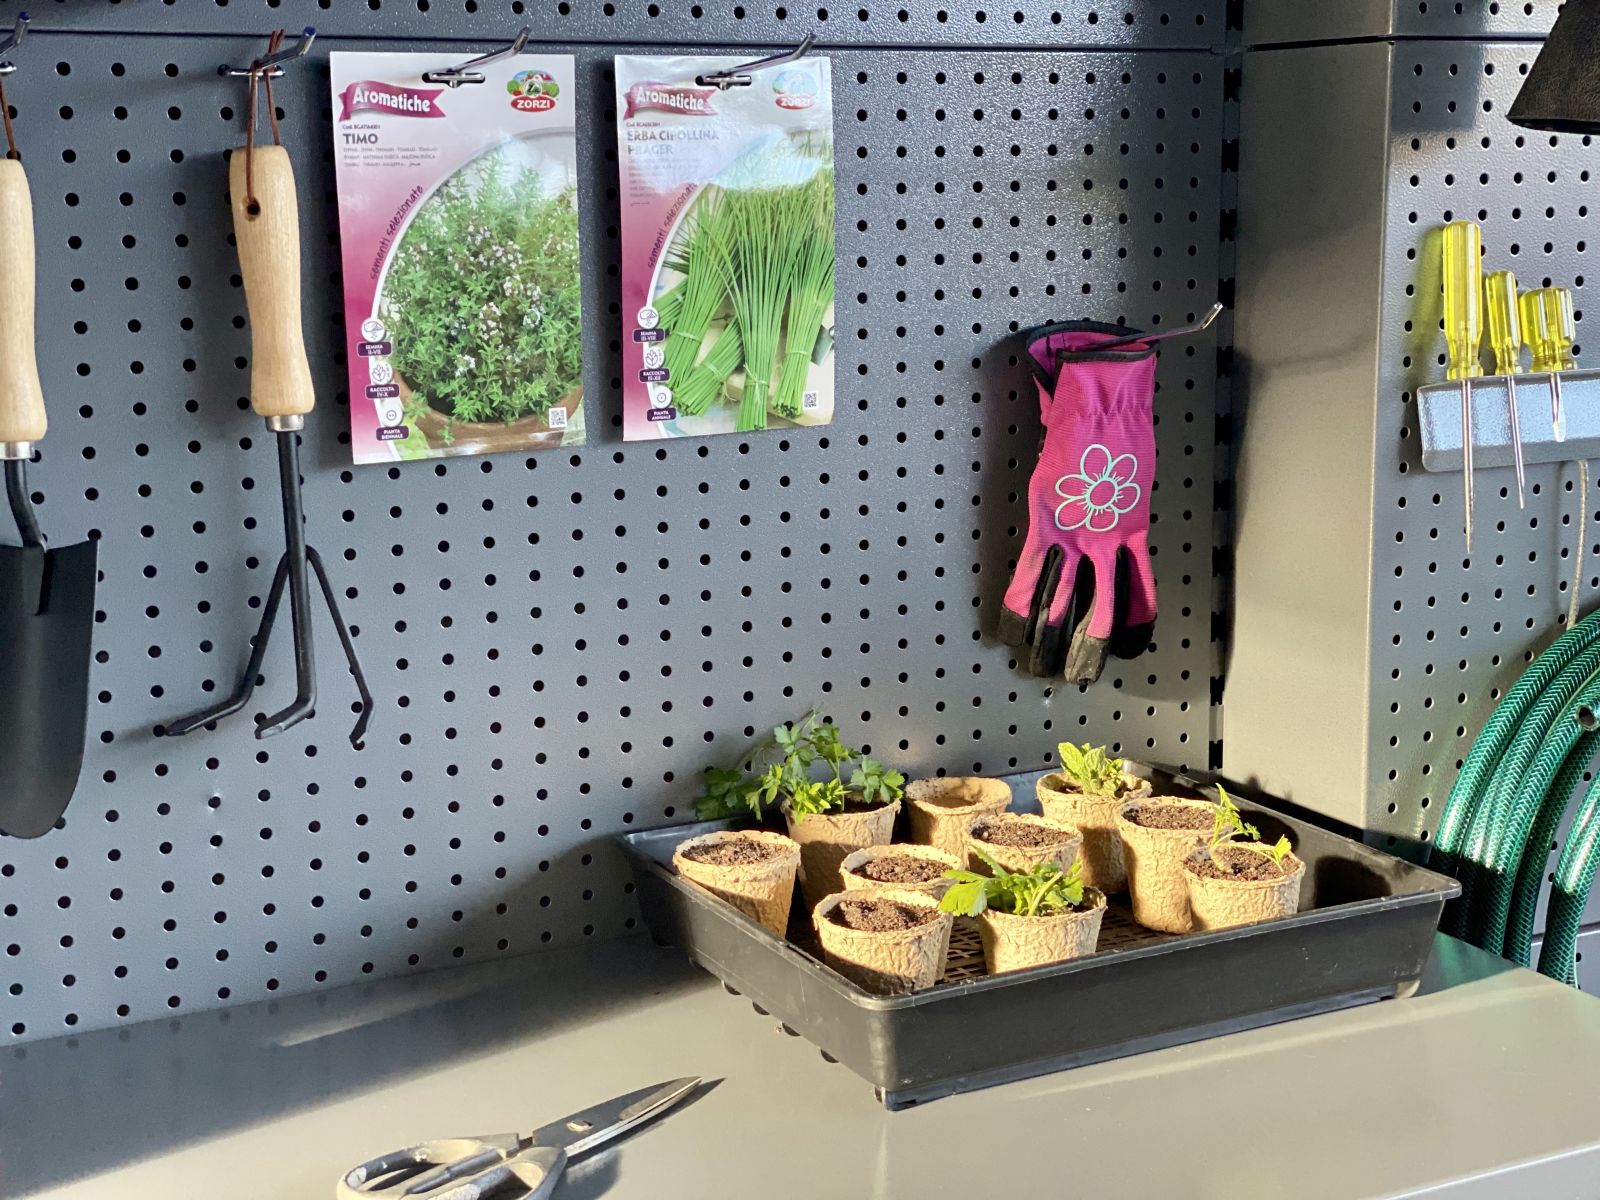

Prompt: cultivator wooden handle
[
  {"left": 0, "top": 159, "right": 47, "bottom": 453},
  {"left": 230, "top": 145, "right": 315, "bottom": 423}
]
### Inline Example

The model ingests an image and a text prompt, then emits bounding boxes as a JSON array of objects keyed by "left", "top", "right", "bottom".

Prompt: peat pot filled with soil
[
  {"left": 1184, "top": 844, "right": 1306, "bottom": 931},
  {"left": 1035, "top": 767, "right": 1152, "bottom": 893},
  {"left": 813, "top": 887, "right": 953, "bottom": 995},
  {"left": 672, "top": 830, "right": 801, "bottom": 938},
  {"left": 904, "top": 776, "right": 1013, "bottom": 857},
  {"left": 1115, "top": 798, "right": 1219, "bottom": 933},
  {"left": 941, "top": 853, "right": 1106, "bottom": 974},
  {"left": 784, "top": 798, "right": 902, "bottom": 909},
  {"left": 963, "top": 812, "right": 1082, "bottom": 875},
  {"left": 979, "top": 887, "right": 1108, "bottom": 974},
  {"left": 839, "top": 843, "right": 962, "bottom": 898}
]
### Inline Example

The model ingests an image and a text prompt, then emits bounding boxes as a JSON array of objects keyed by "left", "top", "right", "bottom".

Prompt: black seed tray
[{"left": 619, "top": 766, "right": 1459, "bottom": 1109}]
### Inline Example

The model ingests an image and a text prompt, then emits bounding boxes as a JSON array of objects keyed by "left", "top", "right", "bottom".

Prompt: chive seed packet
[{"left": 616, "top": 54, "right": 836, "bottom": 441}]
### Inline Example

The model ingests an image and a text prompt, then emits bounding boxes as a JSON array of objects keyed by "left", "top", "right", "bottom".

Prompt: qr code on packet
[
  {"left": 547, "top": 408, "right": 568, "bottom": 430},
  {"left": 802, "top": 391, "right": 820, "bottom": 411}
]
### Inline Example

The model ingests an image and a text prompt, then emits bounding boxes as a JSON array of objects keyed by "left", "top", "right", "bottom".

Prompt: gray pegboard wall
[
  {"left": 0, "top": 11, "right": 1229, "bottom": 1042},
  {"left": 1228, "top": 27, "right": 1597, "bottom": 990},
  {"left": 1376, "top": 40, "right": 1595, "bottom": 950},
  {"left": 1244, "top": 0, "right": 1565, "bottom": 46}
]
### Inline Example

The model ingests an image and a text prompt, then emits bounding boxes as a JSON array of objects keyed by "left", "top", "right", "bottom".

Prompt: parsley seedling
[
  {"left": 695, "top": 710, "right": 905, "bottom": 820},
  {"left": 940, "top": 851, "right": 1087, "bottom": 919}
]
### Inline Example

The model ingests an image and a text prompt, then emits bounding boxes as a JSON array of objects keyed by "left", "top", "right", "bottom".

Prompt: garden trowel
[{"left": 0, "top": 157, "right": 98, "bottom": 838}]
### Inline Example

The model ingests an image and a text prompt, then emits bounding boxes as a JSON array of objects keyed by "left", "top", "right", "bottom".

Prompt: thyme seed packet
[
  {"left": 615, "top": 54, "right": 836, "bottom": 440},
  {"left": 331, "top": 52, "right": 585, "bottom": 463}
]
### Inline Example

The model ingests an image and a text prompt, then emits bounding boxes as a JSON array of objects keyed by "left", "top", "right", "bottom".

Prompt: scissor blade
[{"left": 528, "top": 1076, "right": 700, "bottom": 1158}]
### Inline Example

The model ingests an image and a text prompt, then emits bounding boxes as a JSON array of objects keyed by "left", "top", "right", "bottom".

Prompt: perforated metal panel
[
  {"left": 1245, "top": 0, "right": 1562, "bottom": 45},
  {"left": 1229, "top": 30, "right": 1596, "bottom": 992},
  {"left": 0, "top": 0, "right": 1225, "bottom": 47},
  {"left": 1375, "top": 40, "right": 1596, "bottom": 948},
  {"left": 0, "top": 21, "right": 1227, "bottom": 1041}
]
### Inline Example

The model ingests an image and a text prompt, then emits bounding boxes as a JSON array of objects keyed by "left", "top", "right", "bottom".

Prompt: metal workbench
[{"left": 6, "top": 935, "right": 1600, "bottom": 1199}]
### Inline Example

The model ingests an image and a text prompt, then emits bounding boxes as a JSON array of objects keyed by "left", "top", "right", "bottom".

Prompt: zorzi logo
[
  {"left": 507, "top": 70, "right": 561, "bottom": 112},
  {"left": 771, "top": 67, "right": 818, "bottom": 110}
]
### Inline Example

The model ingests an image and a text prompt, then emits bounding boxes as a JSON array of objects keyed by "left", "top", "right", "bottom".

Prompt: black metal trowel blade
[{"left": 0, "top": 537, "right": 98, "bottom": 838}]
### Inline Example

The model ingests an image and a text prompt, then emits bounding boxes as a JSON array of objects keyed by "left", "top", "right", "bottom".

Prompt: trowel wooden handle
[
  {"left": 230, "top": 145, "right": 315, "bottom": 420},
  {"left": 0, "top": 159, "right": 47, "bottom": 447}
]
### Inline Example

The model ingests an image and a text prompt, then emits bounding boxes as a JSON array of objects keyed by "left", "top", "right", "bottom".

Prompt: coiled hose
[
  {"left": 1433, "top": 607, "right": 1600, "bottom": 981},
  {"left": 1539, "top": 772, "right": 1600, "bottom": 984}
]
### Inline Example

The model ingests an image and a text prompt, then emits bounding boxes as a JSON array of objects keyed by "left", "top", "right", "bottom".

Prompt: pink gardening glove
[{"left": 997, "top": 321, "right": 1158, "bottom": 684}]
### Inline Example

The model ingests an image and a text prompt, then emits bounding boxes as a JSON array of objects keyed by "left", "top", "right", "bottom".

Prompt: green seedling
[
  {"left": 1055, "top": 741, "right": 1131, "bottom": 798},
  {"left": 1206, "top": 785, "right": 1294, "bottom": 872},
  {"left": 695, "top": 710, "right": 905, "bottom": 820},
  {"left": 940, "top": 850, "right": 1087, "bottom": 919}
]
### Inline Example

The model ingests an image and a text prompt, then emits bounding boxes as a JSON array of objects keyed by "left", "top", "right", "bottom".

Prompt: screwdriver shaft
[
  {"left": 1461, "top": 380, "right": 1474, "bottom": 554},
  {"left": 1484, "top": 269, "right": 1526, "bottom": 509},
  {"left": 1506, "top": 374, "right": 1525, "bottom": 508}
]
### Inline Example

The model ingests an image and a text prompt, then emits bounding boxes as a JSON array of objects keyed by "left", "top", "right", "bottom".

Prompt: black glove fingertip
[{"left": 1065, "top": 633, "right": 1109, "bottom": 685}]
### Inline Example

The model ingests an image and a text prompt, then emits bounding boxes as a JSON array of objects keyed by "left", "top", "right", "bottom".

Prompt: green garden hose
[
  {"left": 1434, "top": 608, "right": 1600, "bottom": 911},
  {"left": 1473, "top": 669, "right": 1600, "bottom": 952},
  {"left": 1433, "top": 608, "right": 1600, "bottom": 975},
  {"left": 1505, "top": 732, "right": 1597, "bottom": 964},
  {"left": 1537, "top": 767, "right": 1600, "bottom": 983}
]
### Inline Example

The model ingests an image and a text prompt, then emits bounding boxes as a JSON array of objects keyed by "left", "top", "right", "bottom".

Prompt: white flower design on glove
[{"left": 1054, "top": 444, "right": 1141, "bottom": 532}]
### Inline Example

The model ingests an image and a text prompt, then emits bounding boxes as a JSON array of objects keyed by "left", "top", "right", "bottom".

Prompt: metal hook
[
  {"left": 0, "top": 13, "right": 30, "bottom": 77},
  {"left": 219, "top": 26, "right": 316, "bottom": 79},
  {"left": 697, "top": 34, "right": 815, "bottom": 90},
  {"left": 1056, "top": 302, "right": 1225, "bottom": 358},
  {"left": 422, "top": 27, "right": 531, "bottom": 88}
]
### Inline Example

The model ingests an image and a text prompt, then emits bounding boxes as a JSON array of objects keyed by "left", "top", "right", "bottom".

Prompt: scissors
[{"left": 337, "top": 1076, "right": 701, "bottom": 1199}]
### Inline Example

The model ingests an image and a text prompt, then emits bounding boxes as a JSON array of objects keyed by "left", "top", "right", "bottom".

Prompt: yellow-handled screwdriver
[
  {"left": 1484, "top": 269, "right": 1526, "bottom": 508},
  {"left": 1443, "top": 220, "right": 1483, "bottom": 551},
  {"left": 1522, "top": 286, "right": 1577, "bottom": 442}
]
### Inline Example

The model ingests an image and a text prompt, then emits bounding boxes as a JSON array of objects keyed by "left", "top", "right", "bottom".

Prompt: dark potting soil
[
  {"left": 827, "top": 898, "right": 939, "bottom": 932},
  {"left": 855, "top": 854, "right": 947, "bottom": 884},
  {"left": 1125, "top": 803, "right": 1214, "bottom": 831},
  {"left": 972, "top": 817, "right": 1074, "bottom": 849},
  {"left": 840, "top": 797, "right": 892, "bottom": 815},
  {"left": 681, "top": 838, "right": 781, "bottom": 867},
  {"left": 795, "top": 797, "right": 894, "bottom": 818},
  {"left": 1187, "top": 844, "right": 1295, "bottom": 881}
]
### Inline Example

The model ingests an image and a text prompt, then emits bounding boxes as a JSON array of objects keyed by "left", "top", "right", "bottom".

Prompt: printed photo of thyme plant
[
  {"left": 381, "top": 139, "right": 583, "bottom": 445},
  {"left": 654, "top": 135, "right": 835, "bottom": 433}
]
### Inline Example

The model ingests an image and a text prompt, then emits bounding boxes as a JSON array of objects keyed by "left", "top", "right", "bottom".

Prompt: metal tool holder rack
[
  {"left": 1227, "top": 1, "right": 1597, "bottom": 988},
  {"left": 0, "top": 1, "right": 1231, "bottom": 1042}
]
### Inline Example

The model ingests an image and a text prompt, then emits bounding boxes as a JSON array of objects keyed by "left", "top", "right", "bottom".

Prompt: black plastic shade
[{"left": 1509, "top": 0, "right": 1600, "bottom": 133}]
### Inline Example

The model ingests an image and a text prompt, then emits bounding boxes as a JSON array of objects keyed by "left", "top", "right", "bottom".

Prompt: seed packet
[
  {"left": 615, "top": 53, "right": 835, "bottom": 441},
  {"left": 330, "top": 52, "right": 585, "bottom": 463}
]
